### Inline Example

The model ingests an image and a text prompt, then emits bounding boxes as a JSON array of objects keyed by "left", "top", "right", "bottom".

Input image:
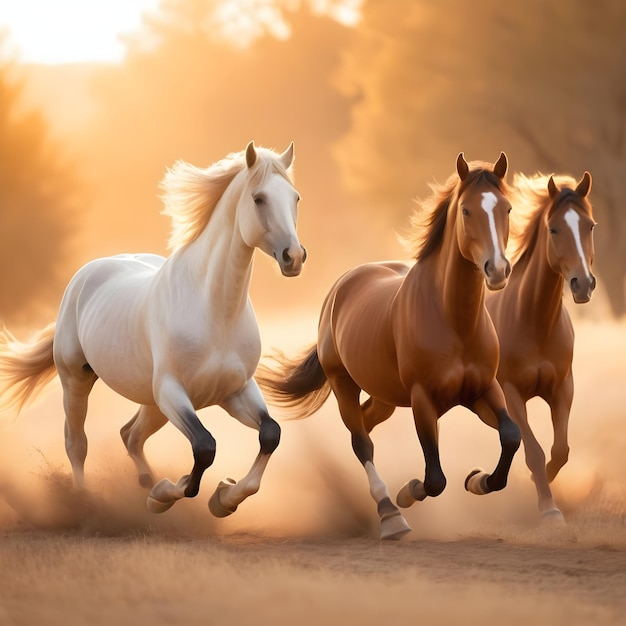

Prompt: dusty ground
[{"left": 0, "top": 318, "right": 624, "bottom": 625}]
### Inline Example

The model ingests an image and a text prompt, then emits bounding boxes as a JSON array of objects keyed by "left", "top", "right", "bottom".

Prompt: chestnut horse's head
[
  {"left": 455, "top": 152, "right": 512, "bottom": 290},
  {"left": 546, "top": 172, "right": 596, "bottom": 303}
]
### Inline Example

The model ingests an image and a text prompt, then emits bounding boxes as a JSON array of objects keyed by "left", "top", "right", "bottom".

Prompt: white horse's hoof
[
  {"left": 147, "top": 493, "right": 176, "bottom": 514},
  {"left": 208, "top": 478, "right": 238, "bottom": 518},
  {"left": 380, "top": 510, "right": 412, "bottom": 540},
  {"left": 465, "top": 468, "right": 491, "bottom": 495},
  {"left": 396, "top": 479, "right": 427, "bottom": 508},
  {"left": 541, "top": 508, "right": 565, "bottom": 525},
  {"left": 146, "top": 475, "right": 188, "bottom": 514}
]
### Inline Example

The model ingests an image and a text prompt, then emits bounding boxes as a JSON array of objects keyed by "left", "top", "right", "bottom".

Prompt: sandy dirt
[{"left": 0, "top": 317, "right": 624, "bottom": 625}]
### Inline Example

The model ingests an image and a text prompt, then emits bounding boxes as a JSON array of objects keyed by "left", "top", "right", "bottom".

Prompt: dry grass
[{"left": 0, "top": 317, "right": 624, "bottom": 625}]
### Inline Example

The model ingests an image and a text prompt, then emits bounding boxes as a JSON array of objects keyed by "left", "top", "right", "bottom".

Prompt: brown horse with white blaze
[
  {"left": 258, "top": 153, "right": 522, "bottom": 540},
  {"left": 483, "top": 171, "right": 596, "bottom": 522}
]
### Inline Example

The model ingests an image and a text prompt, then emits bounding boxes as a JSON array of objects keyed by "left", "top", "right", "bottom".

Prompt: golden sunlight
[{"left": 0, "top": 0, "right": 159, "bottom": 64}]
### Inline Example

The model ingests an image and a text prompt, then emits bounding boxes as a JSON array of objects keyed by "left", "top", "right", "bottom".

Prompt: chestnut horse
[
  {"left": 483, "top": 171, "right": 595, "bottom": 522},
  {"left": 258, "top": 153, "right": 521, "bottom": 540}
]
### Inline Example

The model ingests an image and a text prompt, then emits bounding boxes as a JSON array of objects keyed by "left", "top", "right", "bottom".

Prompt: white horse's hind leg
[
  {"left": 120, "top": 404, "right": 168, "bottom": 488},
  {"left": 58, "top": 365, "right": 98, "bottom": 488}
]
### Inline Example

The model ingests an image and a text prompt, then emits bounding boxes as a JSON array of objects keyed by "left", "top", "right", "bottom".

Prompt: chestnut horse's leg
[
  {"left": 397, "top": 385, "right": 446, "bottom": 509},
  {"left": 330, "top": 373, "right": 411, "bottom": 540},
  {"left": 466, "top": 381, "right": 521, "bottom": 495},
  {"left": 362, "top": 397, "right": 396, "bottom": 433},
  {"left": 546, "top": 377, "right": 573, "bottom": 485},
  {"left": 501, "top": 384, "right": 563, "bottom": 522}
]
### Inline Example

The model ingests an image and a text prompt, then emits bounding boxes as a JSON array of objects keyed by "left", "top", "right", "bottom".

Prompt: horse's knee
[{"left": 259, "top": 415, "right": 281, "bottom": 454}]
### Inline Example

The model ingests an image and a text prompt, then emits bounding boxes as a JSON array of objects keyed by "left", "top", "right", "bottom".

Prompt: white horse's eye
[{"left": 253, "top": 196, "right": 263, "bottom": 205}]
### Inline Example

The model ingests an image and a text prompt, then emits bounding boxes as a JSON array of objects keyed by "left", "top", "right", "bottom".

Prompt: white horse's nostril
[{"left": 282, "top": 248, "right": 293, "bottom": 265}]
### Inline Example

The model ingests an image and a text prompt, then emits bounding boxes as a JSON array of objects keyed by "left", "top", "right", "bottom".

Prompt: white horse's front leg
[
  {"left": 147, "top": 375, "right": 216, "bottom": 513},
  {"left": 209, "top": 379, "right": 281, "bottom": 517}
]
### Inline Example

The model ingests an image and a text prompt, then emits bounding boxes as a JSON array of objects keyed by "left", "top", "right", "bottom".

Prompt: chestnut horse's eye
[{"left": 462, "top": 208, "right": 469, "bottom": 217}]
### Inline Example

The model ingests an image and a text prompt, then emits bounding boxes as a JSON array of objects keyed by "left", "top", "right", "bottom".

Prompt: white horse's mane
[{"left": 161, "top": 147, "right": 293, "bottom": 251}]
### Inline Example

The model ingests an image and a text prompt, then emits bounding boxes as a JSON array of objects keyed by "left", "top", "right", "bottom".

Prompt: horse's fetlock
[
  {"left": 425, "top": 475, "right": 446, "bottom": 497},
  {"left": 259, "top": 417, "right": 281, "bottom": 454}
]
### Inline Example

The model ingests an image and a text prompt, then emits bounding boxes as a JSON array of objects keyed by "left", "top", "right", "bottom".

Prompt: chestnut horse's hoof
[
  {"left": 208, "top": 478, "right": 238, "bottom": 518},
  {"left": 465, "top": 468, "right": 491, "bottom": 495},
  {"left": 541, "top": 508, "right": 565, "bottom": 525},
  {"left": 396, "top": 479, "right": 427, "bottom": 508},
  {"left": 380, "top": 510, "right": 411, "bottom": 540}
]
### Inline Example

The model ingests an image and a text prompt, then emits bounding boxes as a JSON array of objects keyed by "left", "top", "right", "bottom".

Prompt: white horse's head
[{"left": 238, "top": 141, "right": 306, "bottom": 277}]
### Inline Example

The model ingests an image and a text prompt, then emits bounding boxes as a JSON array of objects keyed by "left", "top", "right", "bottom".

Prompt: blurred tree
[
  {"left": 0, "top": 50, "right": 79, "bottom": 327},
  {"left": 334, "top": 0, "right": 626, "bottom": 316},
  {"left": 79, "top": 0, "right": 364, "bottom": 308}
]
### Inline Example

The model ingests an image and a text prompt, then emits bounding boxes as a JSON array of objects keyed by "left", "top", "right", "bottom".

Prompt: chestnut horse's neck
[
  {"left": 510, "top": 221, "right": 565, "bottom": 332},
  {"left": 407, "top": 199, "right": 487, "bottom": 337}
]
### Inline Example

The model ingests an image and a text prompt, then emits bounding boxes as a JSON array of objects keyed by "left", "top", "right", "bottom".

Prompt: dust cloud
[{"left": 0, "top": 312, "right": 624, "bottom": 546}]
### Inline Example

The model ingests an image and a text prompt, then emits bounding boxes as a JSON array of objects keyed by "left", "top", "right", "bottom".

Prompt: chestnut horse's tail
[
  {"left": 0, "top": 322, "right": 57, "bottom": 416},
  {"left": 256, "top": 345, "right": 331, "bottom": 418}
]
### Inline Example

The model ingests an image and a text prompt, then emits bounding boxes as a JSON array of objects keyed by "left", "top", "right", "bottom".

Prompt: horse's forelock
[
  {"left": 244, "top": 148, "right": 294, "bottom": 194},
  {"left": 161, "top": 148, "right": 293, "bottom": 251},
  {"left": 509, "top": 173, "right": 593, "bottom": 265},
  {"left": 405, "top": 164, "right": 506, "bottom": 261}
]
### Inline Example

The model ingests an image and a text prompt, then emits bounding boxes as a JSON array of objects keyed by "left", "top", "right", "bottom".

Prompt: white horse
[{"left": 0, "top": 141, "right": 306, "bottom": 517}]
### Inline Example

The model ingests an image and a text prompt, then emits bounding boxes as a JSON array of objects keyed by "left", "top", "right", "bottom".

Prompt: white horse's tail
[{"left": 0, "top": 322, "right": 57, "bottom": 416}]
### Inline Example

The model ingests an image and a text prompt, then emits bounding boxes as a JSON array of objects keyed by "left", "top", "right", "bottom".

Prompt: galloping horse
[
  {"left": 482, "top": 171, "right": 595, "bottom": 522},
  {"left": 258, "top": 153, "right": 521, "bottom": 540},
  {"left": 0, "top": 141, "right": 306, "bottom": 517}
]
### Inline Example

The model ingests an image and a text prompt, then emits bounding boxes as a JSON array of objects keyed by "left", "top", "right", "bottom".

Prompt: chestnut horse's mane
[
  {"left": 403, "top": 163, "right": 507, "bottom": 261},
  {"left": 509, "top": 173, "right": 593, "bottom": 265}
]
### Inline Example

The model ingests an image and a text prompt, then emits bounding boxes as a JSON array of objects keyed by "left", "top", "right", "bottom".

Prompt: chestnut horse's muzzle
[
  {"left": 570, "top": 273, "right": 596, "bottom": 303},
  {"left": 484, "top": 257, "right": 511, "bottom": 291}
]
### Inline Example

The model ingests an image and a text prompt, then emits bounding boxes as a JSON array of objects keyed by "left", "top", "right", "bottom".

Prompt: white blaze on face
[
  {"left": 564, "top": 208, "right": 590, "bottom": 276},
  {"left": 481, "top": 191, "right": 504, "bottom": 262}
]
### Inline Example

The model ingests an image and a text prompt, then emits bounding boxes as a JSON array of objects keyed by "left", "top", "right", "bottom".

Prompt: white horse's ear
[
  {"left": 246, "top": 141, "right": 257, "bottom": 168},
  {"left": 576, "top": 171, "right": 592, "bottom": 198},
  {"left": 456, "top": 153, "right": 469, "bottom": 181},
  {"left": 547, "top": 175, "right": 559, "bottom": 199},
  {"left": 493, "top": 152, "right": 508, "bottom": 179},
  {"left": 279, "top": 142, "right": 294, "bottom": 169}
]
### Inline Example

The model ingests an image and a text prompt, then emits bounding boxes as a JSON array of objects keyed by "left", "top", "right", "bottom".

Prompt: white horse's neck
[{"left": 164, "top": 182, "right": 255, "bottom": 323}]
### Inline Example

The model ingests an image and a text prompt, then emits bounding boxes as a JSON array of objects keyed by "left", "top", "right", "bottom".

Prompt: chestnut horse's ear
[
  {"left": 279, "top": 141, "right": 295, "bottom": 169},
  {"left": 548, "top": 175, "right": 559, "bottom": 199},
  {"left": 493, "top": 152, "right": 508, "bottom": 179},
  {"left": 246, "top": 141, "right": 257, "bottom": 168},
  {"left": 456, "top": 153, "right": 469, "bottom": 181},
  {"left": 576, "top": 171, "right": 592, "bottom": 198}
]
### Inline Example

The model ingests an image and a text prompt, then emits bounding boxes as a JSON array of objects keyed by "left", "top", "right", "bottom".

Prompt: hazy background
[
  {"left": 0, "top": 0, "right": 624, "bottom": 538},
  {"left": 1, "top": 0, "right": 625, "bottom": 330}
]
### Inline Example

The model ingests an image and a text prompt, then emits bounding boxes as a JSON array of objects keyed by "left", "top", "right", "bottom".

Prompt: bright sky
[{"left": 0, "top": 0, "right": 160, "bottom": 64}]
